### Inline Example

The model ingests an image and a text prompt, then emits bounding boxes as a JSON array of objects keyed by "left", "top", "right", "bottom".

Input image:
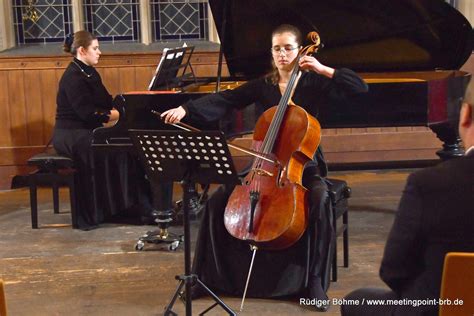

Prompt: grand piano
[{"left": 93, "top": 0, "right": 473, "bottom": 160}]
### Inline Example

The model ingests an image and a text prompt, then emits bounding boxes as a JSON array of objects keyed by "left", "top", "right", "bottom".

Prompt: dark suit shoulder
[{"left": 410, "top": 155, "right": 474, "bottom": 193}]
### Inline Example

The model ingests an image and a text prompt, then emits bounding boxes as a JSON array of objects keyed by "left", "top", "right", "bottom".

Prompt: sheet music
[{"left": 148, "top": 43, "right": 188, "bottom": 91}]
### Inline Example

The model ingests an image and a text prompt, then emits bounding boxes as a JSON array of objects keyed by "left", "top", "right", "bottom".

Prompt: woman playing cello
[{"left": 161, "top": 24, "right": 368, "bottom": 310}]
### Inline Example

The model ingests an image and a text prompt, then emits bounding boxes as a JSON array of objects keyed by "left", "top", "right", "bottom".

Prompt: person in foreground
[
  {"left": 162, "top": 24, "right": 368, "bottom": 310},
  {"left": 341, "top": 78, "right": 474, "bottom": 315}
]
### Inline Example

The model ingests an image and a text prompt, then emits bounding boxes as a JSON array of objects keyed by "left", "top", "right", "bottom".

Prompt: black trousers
[
  {"left": 191, "top": 167, "right": 335, "bottom": 300},
  {"left": 53, "top": 128, "right": 98, "bottom": 229}
]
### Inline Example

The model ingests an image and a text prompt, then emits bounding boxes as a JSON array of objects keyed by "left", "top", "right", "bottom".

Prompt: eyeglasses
[{"left": 271, "top": 45, "right": 299, "bottom": 55}]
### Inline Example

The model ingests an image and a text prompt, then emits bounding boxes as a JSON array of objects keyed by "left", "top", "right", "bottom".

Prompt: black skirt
[
  {"left": 192, "top": 167, "right": 335, "bottom": 300},
  {"left": 53, "top": 127, "right": 154, "bottom": 229}
]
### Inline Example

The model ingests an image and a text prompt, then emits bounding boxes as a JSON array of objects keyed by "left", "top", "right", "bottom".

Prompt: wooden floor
[{"left": 0, "top": 169, "right": 412, "bottom": 315}]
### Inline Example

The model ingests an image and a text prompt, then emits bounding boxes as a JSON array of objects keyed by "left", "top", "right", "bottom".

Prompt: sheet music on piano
[{"left": 148, "top": 43, "right": 196, "bottom": 91}]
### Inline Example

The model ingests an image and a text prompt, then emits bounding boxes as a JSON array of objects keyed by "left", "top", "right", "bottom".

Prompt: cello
[
  {"left": 223, "top": 32, "right": 323, "bottom": 250},
  {"left": 222, "top": 32, "right": 323, "bottom": 310}
]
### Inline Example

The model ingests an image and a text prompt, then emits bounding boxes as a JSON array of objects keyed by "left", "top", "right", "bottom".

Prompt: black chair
[
  {"left": 327, "top": 178, "right": 351, "bottom": 282},
  {"left": 27, "top": 150, "right": 77, "bottom": 229}
]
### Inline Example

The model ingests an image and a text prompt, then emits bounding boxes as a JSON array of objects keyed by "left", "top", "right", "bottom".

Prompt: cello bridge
[{"left": 253, "top": 168, "right": 273, "bottom": 177}]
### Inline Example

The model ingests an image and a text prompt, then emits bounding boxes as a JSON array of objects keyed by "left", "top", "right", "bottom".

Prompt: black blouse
[
  {"left": 183, "top": 68, "right": 368, "bottom": 123},
  {"left": 55, "top": 58, "right": 113, "bottom": 129}
]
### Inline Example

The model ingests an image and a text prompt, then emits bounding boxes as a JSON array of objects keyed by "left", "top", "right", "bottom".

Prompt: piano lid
[{"left": 209, "top": 0, "right": 473, "bottom": 78}]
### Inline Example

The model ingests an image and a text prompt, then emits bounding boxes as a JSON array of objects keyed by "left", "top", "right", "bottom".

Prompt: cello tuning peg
[{"left": 304, "top": 31, "right": 322, "bottom": 54}]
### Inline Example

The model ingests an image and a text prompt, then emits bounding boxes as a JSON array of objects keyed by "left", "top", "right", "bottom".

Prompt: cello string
[
  {"left": 263, "top": 52, "right": 301, "bottom": 154},
  {"left": 250, "top": 52, "right": 302, "bottom": 219},
  {"left": 243, "top": 46, "right": 313, "bottom": 227},
  {"left": 251, "top": 54, "right": 300, "bottom": 201},
  {"left": 255, "top": 47, "right": 306, "bottom": 158}
]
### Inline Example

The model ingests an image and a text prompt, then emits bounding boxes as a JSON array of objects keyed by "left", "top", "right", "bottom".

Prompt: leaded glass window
[
  {"left": 83, "top": 0, "right": 141, "bottom": 42},
  {"left": 12, "top": 0, "right": 73, "bottom": 45},
  {"left": 150, "top": 0, "right": 209, "bottom": 41}
]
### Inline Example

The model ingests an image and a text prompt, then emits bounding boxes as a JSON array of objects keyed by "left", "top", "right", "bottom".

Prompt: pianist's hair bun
[
  {"left": 63, "top": 30, "right": 97, "bottom": 55},
  {"left": 63, "top": 33, "right": 74, "bottom": 53}
]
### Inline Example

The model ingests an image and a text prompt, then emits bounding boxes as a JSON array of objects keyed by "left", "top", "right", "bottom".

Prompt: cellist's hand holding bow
[{"left": 161, "top": 106, "right": 187, "bottom": 124}]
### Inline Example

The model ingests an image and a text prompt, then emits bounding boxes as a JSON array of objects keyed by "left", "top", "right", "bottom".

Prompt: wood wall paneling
[
  {"left": 8, "top": 70, "right": 28, "bottom": 146},
  {"left": 118, "top": 67, "right": 136, "bottom": 93},
  {"left": 0, "top": 165, "right": 35, "bottom": 190},
  {"left": 24, "top": 69, "right": 44, "bottom": 145},
  {"left": 41, "top": 69, "right": 60, "bottom": 143},
  {"left": 0, "top": 71, "right": 11, "bottom": 146},
  {"left": 134, "top": 66, "right": 155, "bottom": 91},
  {"left": 99, "top": 67, "right": 120, "bottom": 96},
  {"left": 321, "top": 130, "right": 441, "bottom": 153},
  {"left": 0, "top": 146, "right": 44, "bottom": 165}
]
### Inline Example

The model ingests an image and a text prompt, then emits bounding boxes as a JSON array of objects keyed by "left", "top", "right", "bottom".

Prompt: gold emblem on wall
[{"left": 22, "top": 0, "right": 40, "bottom": 23}]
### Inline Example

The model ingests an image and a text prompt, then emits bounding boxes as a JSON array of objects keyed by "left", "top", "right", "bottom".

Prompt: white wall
[
  {"left": 0, "top": 1, "right": 14, "bottom": 51},
  {"left": 457, "top": 0, "right": 474, "bottom": 27},
  {"left": 0, "top": 27, "right": 4, "bottom": 51},
  {"left": 0, "top": 3, "right": 6, "bottom": 51}
]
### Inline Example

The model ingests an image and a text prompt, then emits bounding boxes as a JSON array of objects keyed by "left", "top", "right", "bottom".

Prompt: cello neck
[
  {"left": 260, "top": 55, "right": 302, "bottom": 155},
  {"left": 260, "top": 31, "right": 322, "bottom": 155}
]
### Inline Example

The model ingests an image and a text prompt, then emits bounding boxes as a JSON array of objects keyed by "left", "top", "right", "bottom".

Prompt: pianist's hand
[
  {"left": 161, "top": 106, "right": 186, "bottom": 124},
  {"left": 103, "top": 109, "right": 120, "bottom": 127},
  {"left": 109, "top": 109, "right": 120, "bottom": 121}
]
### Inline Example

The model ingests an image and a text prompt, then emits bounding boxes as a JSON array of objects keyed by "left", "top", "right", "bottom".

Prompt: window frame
[{"left": 1, "top": 0, "right": 218, "bottom": 51}]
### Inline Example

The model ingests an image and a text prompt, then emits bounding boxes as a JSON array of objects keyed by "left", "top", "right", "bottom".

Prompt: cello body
[{"left": 224, "top": 104, "right": 321, "bottom": 250}]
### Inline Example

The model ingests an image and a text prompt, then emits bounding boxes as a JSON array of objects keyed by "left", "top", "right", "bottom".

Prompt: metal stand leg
[
  {"left": 163, "top": 180, "right": 236, "bottom": 316},
  {"left": 52, "top": 173, "right": 60, "bottom": 214},
  {"left": 29, "top": 174, "right": 38, "bottom": 229}
]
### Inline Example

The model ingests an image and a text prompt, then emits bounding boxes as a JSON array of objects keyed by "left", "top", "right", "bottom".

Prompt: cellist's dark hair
[
  {"left": 266, "top": 24, "right": 303, "bottom": 85},
  {"left": 63, "top": 30, "right": 97, "bottom": 56},
  {"left": 272, "top": 24, "right": 302, "bottom": 46}
]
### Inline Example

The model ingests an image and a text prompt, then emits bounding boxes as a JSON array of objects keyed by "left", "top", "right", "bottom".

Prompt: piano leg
[
  {"left": 429, "top": 122, "right": 464, "bottom": 160},
  {"left": 135, "top": 182, "right": 183, "bottom": 251}
]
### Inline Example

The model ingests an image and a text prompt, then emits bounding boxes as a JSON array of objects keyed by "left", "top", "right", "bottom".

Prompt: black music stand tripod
[{"left": 129, "top": 129, "right": 238, "bottom": 316}]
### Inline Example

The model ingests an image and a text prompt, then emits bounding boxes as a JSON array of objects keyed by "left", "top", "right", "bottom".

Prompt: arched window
[
  {"left": 83, "top": 0, "right": 141, "bottom": 43},
  {"left": 12, "top": 0, "right": 73, "bottom": 45},
  {"left": 150, "top": 0, "right": 208, "bottom": 41},
  {"left": 9, "top": 0, "right": 210, "bottom": 46}
]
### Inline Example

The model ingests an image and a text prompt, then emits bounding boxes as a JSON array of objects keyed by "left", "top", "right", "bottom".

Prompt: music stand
[
  {"left": 129, "top": 129, "right": 239, "bottom": 316},
  {"left": 148, "top": 46, "right": 196, "bottom": 91}
]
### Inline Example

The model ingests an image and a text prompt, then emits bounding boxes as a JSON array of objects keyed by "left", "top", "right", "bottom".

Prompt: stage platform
[{"left": 0, "top": 169, "right": 411, "bottom": 315}]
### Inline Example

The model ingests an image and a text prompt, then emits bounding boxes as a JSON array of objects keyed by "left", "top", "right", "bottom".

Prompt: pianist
[
  {"left": 52, "top": 30, "right": 119, "bottom": 230},
  {"left": 162, "top": 24, "right": 368, "bottom": 309}
]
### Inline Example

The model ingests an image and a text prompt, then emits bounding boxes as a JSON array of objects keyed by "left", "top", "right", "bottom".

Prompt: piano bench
[
  {"left": 327, "top": 178, "right": 351, "bottom": 282},
  {"left": 27, "top": 151, "right": 77, "bottom": 229}
]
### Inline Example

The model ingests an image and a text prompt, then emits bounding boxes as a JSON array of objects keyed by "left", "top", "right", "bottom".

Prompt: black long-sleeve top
[
  {"left": 55, "top": 58, "right": 113, "bottom": 129},
  {"left": 183, "top": 68, "right": 368, "bottom": 124},
  {"left": 378, "top": 152, "right": 474, "bottom": 315},
  {"left": 182, "top": 68, "right": 367, "bottom": 169}
]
